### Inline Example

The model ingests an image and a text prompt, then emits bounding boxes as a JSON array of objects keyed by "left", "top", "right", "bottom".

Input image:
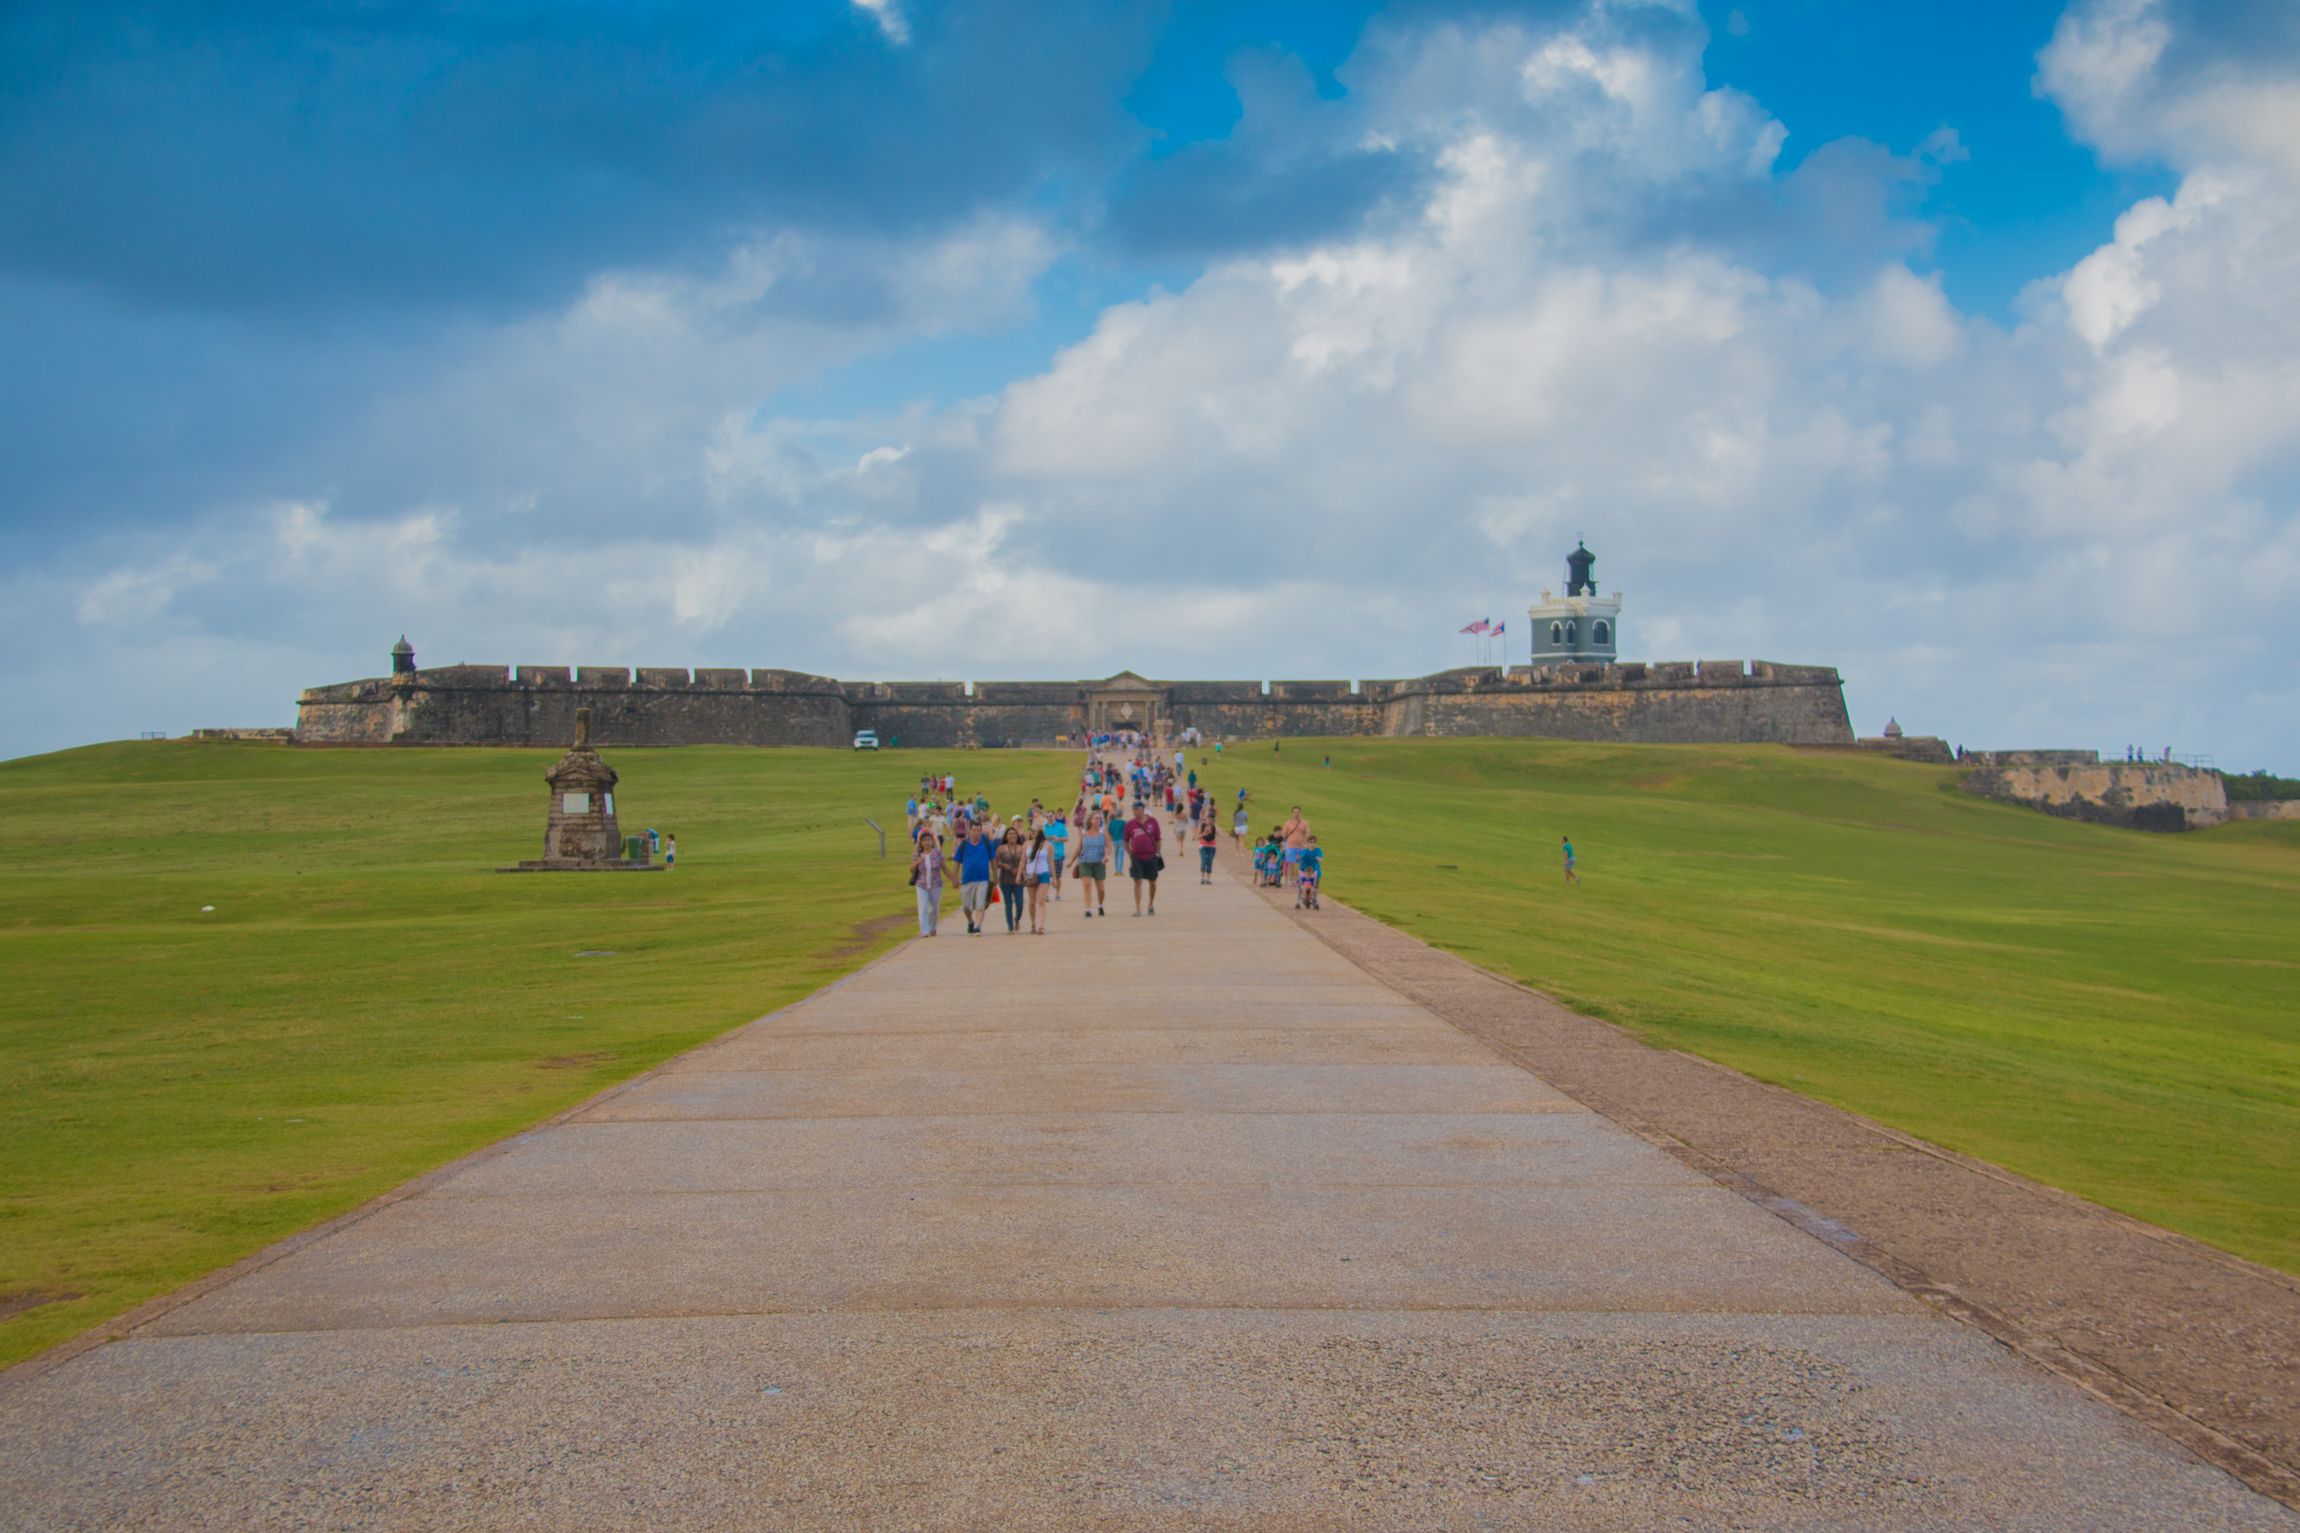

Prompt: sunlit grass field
[
  {"left": 3, "top": 735, "right": 2296, "bottom": 1369},
  {"left": 0, "top": 741, "right": 1078, "bottom": 1367},
  {"left": 1221, "top": 738, "right": 2300, "bottom": 1273}
]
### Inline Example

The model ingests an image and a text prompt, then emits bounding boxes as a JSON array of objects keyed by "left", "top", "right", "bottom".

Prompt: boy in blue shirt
[{"left": 1296, "top": 836, "right": 1324, "bottom": 909}]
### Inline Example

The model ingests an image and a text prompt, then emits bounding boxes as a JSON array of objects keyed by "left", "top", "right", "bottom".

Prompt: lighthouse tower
[{"left": 1527, "top": 541, "right": 1621, "bottom": 666}]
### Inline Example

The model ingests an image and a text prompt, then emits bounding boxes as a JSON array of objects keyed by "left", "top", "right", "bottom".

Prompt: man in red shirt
[{"left": 1125, "top": 805, "right": 1164, "bottom": 916}]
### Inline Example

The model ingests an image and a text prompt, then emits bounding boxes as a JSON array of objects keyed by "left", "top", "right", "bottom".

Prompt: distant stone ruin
[{"left": 1960, "top": 752, "right": 2229, "bottom": 832}]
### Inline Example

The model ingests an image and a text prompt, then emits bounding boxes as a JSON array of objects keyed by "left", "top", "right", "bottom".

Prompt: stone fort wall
[
  {"left": 296, "top": 659, "right": 1855, "bottom": 748},
  {"left": 1959, "top": 755, "right": 2229, "bottom": 832}
]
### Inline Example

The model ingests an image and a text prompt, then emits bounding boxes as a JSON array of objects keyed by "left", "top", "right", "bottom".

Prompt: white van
[{"left": 852, "top": 730, "right": 880, "bottom": 750}]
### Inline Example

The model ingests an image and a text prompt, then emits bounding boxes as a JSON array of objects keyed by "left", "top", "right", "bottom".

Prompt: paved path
[{"left": 3, "top": 869, "right": 2292, "bottom": 1530}]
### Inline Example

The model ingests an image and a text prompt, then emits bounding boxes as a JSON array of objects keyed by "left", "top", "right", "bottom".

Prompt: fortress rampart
[
  {"left": 295, "top": 658, "right": 1855, "bottom": 748},
  {"left": 1959, "top": 754, "right": 2229, "bottom": 832}
]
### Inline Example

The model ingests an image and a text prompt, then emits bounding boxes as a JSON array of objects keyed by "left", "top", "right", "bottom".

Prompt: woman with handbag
[{"left": 993, "top": 825, "right": 1029, "bottom": 934}]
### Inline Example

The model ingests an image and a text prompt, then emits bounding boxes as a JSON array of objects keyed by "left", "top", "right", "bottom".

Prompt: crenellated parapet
[
  {"left": 297, "top": 663, "right": 854, "bottom": 748},
  {"left": 296, "top": 652, "right": 1855, "bottom": 748}
]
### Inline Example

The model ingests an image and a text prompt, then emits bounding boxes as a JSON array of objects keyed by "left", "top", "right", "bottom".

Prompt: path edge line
[
  {"left": 0, "top": 928, "right": 925, "bottom": 1395},
  {"left": 1229, "top": 865, "right": 2300, "bottom": 1512}
]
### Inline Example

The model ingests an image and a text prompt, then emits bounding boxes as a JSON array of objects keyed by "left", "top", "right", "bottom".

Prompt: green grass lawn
[
  {"left": 4, "top": 737, "right": 2297, "bottom": 1369},
  {"left": 1220, "top": 738, "right": 2300, "bottom": 1272},
  {"left": 0, "top": 741, "right": 1079, "bottom": 1368}
]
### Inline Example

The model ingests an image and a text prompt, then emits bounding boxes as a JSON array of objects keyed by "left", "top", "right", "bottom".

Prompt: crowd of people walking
[
  {"left": 901, "top": 743, "right": 1327, "bottom": 937},
  {"left": 903, "top": 741, "right": 1590, "bottom": 938}
]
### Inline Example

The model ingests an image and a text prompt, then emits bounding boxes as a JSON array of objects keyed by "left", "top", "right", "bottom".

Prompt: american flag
[{"left": 1460, "top": 618, "right": 1491, "bottom": 635}]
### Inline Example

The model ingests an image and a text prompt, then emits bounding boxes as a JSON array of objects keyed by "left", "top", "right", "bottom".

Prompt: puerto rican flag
[{"left": 1491, "top": 621, "right": 1505, "bottom": 636}]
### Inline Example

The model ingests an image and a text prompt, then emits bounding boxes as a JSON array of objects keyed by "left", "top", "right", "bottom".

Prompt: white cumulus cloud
[{"left": 9, "top": 0, "right": 2299, "bottom": 767}]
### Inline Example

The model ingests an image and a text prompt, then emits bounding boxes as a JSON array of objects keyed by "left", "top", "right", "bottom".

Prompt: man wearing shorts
[
  {"left": 1282, "top": 805, "right": 1310, "bottom": 884},
  {"left": 1125, "top": 806, "right": 1164, "bottom": 916},
  {"left": 1046, "top": 811, "right": 1068, "bottom": 901},
  {"left": 1562, "top": 835, "right": 1579, "bottom": 884},
  {"left": 956, "top": 822, "right": 994, "bottom": 935}
]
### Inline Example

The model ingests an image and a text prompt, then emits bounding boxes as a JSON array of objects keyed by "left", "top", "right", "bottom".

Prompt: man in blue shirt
[{"left": 957, "top": 823, "right": 994, "bottom": 934}]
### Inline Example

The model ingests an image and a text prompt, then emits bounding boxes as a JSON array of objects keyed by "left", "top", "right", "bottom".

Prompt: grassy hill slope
[
  {"left": 0, "top": 741, "right": 1078, "bottom": 1367},
  {"left": 2, "top": 736, "right": 2294, "bottom": 1368},
  {"left": 1221, "top": 738, "right": 2300, "bottom": 1272}
]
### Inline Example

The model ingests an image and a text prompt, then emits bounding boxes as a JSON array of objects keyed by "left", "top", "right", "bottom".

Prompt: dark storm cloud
[
  {"left": 1631, "top": 136, "right": 1948, "bottom": 290},
  {"left": 1104, "top": 46, "right": 1431, "bottom": 259},
  {"left": 1105, "top": 140, "right": 1423, "bottom": 256},
  {"left": 2155, "top": 0, "right": 2300, "bottom": 62},
  {"left": 0, "top": 0, "right": 1159, "bottom": 317}
]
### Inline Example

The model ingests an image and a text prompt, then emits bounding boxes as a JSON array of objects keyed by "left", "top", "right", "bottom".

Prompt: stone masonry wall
[
  {"left": 296, "top": 658, "right": 1855, "bottom": 749},
  {"left": 1165, "top": 679, "right": 1389, "bottom": 740},
  {"left": 1960, "top": 761, "right": 2230, "bottom": 831},
  {"left": 1380, "top": 661, "right": 1852, "bottom": 745},
  {"left": 1391, "top": 681, "right": 1850, "bottom": 743},
  {"left": 296, "top": 667, "right": 853, "bottom": 748}
]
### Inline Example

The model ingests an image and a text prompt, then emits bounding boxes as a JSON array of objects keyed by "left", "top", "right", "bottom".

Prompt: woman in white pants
[{"left": 910, "top": 830, "right": 945, "bottom": 937}]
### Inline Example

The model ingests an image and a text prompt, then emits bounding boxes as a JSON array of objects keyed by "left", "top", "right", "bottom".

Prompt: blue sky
[{"left": 3, "top": 0, "right": 2296, "bottom": 766}]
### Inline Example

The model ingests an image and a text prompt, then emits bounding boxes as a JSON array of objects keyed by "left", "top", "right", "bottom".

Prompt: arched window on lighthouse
[
  {"left": 1565, "top": 621, "right": 1577, "bottom": 645},
  {"left": 1550, "top": 622, "right": 1563, "bottom": 645},
  {"left": 1594, "top": 620, "right": 1609, "bottom": 645}
]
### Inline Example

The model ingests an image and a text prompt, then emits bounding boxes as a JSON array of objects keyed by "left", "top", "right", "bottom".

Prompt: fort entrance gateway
[{"left": 1084, "top": 671, "right": 1163, "bottom": 737}]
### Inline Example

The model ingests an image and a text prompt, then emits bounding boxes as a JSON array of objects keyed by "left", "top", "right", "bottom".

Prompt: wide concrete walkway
[{"left": 3, "top": 869, "right": 2291, "bottom": 1530}]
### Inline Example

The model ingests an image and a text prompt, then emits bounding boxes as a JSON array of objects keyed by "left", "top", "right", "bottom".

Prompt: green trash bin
[{"left": 622, "top": 834, "right": 647, "bottom": 864}]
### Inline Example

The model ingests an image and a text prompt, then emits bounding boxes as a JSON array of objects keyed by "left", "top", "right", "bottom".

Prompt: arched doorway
[{"left": 1084, "top": 671, "right": 1166, "bottom": 739}]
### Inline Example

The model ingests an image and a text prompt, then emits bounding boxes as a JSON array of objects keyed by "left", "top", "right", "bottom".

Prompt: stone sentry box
[{"left": 502, "top": 708, "right": 658, "bottom": 872}]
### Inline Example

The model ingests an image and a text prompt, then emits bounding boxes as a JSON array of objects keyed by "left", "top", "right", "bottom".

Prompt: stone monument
[{"left": 503, "top": 707, "right": 656, "bottom": 871}]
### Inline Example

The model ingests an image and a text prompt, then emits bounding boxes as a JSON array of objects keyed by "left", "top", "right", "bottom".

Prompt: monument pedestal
[{"left": 498, "top": 707, "right": 659, "bottom": 872}]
